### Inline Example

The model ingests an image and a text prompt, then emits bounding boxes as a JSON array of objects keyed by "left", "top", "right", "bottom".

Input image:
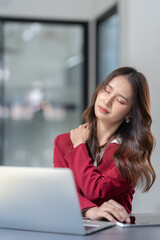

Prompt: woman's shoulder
[
  {"left": 54, "top": 132, "right": 71, "bottom": 144},
  {"left": 106, "top": 137, "right": 122, "bottom": 151},
  {"left": 54, "top": 133, "right": 73, "bottom": 155},
  {"left": 101, "top": 139, "right": 120, "bottom": 164},
  {"left": 54, "top": 132, "right": 73, "bottom": 152}
]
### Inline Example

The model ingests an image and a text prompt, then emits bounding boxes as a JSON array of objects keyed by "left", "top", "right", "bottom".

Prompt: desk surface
[{"left": 0, "top": 225, "right": 160, "bottom": 240}]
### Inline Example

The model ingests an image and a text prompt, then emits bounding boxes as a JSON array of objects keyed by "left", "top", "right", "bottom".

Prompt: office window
[
  {"left": 97, "top": 5, "right": 119, "bottom": 83},
  {"left": 0, "top": 18, "right": 88, "bottom": 167}
]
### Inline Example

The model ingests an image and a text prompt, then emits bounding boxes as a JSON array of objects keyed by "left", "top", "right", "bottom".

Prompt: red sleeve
[
  {"left": 53, "top": 138, "right": 68, "bottom": 168},
  {"left": 77, "top": 192, "right": 97, "bottom": 210},
  {"left": 53, "top": 135, "right": 69, "bottom": 168},
  {"left": 64, "top": 143, "right": 131, "bottom": 203},
  {"left": 53, "top": 135, "right": 97, "bottom": 210}
]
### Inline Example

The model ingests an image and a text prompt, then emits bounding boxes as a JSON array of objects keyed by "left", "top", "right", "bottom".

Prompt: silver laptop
[
  {"left": 0, "top": 166, "right": 115, "bottom": 235},
  {"left": 116, "top": 213, "right": 160, "bottom": 227}
]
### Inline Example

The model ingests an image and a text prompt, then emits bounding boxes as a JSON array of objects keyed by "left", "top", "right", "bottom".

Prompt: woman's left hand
[
  {"left": 70, "top": 123, "right": 90, "bottom": 148},
  {"left": 83, "top": 199, "right": 131, "bottom": 223}
]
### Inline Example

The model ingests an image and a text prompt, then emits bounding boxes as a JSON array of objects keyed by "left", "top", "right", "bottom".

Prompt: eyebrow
[{"left": 107, "top": 84, "right": 129, "bottom": 102}]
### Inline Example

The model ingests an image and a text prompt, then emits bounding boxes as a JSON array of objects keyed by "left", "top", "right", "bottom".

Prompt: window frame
[{"left": 96, "top": 5, "right": 118, "bottom": 84}]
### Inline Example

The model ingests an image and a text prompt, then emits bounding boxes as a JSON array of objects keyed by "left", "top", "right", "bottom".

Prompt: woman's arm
[
  {"left": 65, "top": 143, "right": 131, "bottom": 203},
  {"left": 53, "top": 134, "right": 131, "bottom": 222},
  {"left": 53, "top": 135, "right": 97, "bottom": 211}
]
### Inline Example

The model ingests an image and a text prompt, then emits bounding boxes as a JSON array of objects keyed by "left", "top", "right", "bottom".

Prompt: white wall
[
  {"left": 122, "top": 0, "right": 160, "bottom": 213},
  {"left": 1, "top": 0, "right": 160, "bottom": 213},
  {"left": 0, "top": 0, "right": 93, "bottom": 20}
]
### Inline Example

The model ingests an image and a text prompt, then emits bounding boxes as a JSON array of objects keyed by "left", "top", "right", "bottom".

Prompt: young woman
[{"left": 53, "top": 67, "right": 155, "bottom": 223}]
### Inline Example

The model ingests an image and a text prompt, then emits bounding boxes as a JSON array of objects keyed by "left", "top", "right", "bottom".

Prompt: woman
[{"left": 53, "top": 67, "right": 155, "bottom": 223}]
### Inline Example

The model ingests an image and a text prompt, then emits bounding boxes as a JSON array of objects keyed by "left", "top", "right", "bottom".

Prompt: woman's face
[{"left": 94, "top": 75, "right": 133, "bottom": 127}]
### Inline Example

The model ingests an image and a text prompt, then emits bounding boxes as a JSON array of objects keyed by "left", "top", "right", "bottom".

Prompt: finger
[
  {"left": 97, "top": 210, "right": 117, "bottom": 222},
  {"left": 102, "top": 205, "right": 124, "bottom": 222},
  {"left": 101, "top": 201, "right": 130, "bottom": 223},
  {"left": 78, "top": 124, "right": 89, "bottom": 133},
  {"left": 107, "top": 200, "right": 129, "bottom": 216},
  {"left": 84, "top": 123, "right": 89, "bottom": 128},
  {"left": 70, "top": 127, "right": 77, "bottom": 132},
  {"left": 81, "top": 123, "right": 89, "bottom": 129}
]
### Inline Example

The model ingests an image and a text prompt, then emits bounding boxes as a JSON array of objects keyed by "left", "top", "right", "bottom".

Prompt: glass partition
[{"left": 0, "top": 18, "right": 88, "bottom": 167}]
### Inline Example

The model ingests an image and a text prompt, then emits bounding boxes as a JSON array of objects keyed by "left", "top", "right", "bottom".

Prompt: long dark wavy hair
[{"left": 83, "top": 67, "right": 155, "bottom": 192}]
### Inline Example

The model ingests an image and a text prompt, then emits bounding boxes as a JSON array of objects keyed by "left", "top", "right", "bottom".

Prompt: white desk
[{"left": 0, "top": 225, "right": 160, "bottom": 240}]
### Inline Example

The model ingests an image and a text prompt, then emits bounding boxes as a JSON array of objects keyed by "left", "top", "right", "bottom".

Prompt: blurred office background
[{"left": 0, "top": 0, "right": 160, "bottom": 213}]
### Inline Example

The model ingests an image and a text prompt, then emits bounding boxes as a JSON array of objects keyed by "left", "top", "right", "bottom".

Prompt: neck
[{"left": 96, "top": 120, "right": 120, "bottom": 146}]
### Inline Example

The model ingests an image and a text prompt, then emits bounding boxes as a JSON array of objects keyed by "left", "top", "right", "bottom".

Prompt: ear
[{"left": 125, "top": 110, "right": 132, "bottom": 119}]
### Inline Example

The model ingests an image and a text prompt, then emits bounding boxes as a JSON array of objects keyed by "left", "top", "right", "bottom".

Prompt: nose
[{"left": 103, "top": 95, "right": 114, "bottom": 108}]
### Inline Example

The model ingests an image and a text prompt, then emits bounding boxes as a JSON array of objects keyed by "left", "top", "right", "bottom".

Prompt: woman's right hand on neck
[{"left": 70, "top": 123, "right": 90, "bottom": 148}]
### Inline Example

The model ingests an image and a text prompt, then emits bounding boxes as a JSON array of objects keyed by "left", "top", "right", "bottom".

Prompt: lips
[{"left": 99, "top": 106, "right": 109, "bottom": 114}]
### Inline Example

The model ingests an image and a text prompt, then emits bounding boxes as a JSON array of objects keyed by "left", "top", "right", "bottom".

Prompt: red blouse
[{"left": 53, "top": 133, "right": 134, "bottom": 213}]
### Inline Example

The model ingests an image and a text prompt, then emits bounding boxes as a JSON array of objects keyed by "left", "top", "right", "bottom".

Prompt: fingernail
[{"left": 126, "top": 217, "right": 130, "bottom": 223}]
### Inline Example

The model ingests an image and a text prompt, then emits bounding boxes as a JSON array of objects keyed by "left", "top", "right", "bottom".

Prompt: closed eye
[
  {"left": 104, "top": 89, "right": 110, "bottom": 94},
  {"left": 117, "top": 98, "right": 127, "bottom": 104},
  {"left": 104, "top": 86, "right": 111, "bottom": 94}
]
